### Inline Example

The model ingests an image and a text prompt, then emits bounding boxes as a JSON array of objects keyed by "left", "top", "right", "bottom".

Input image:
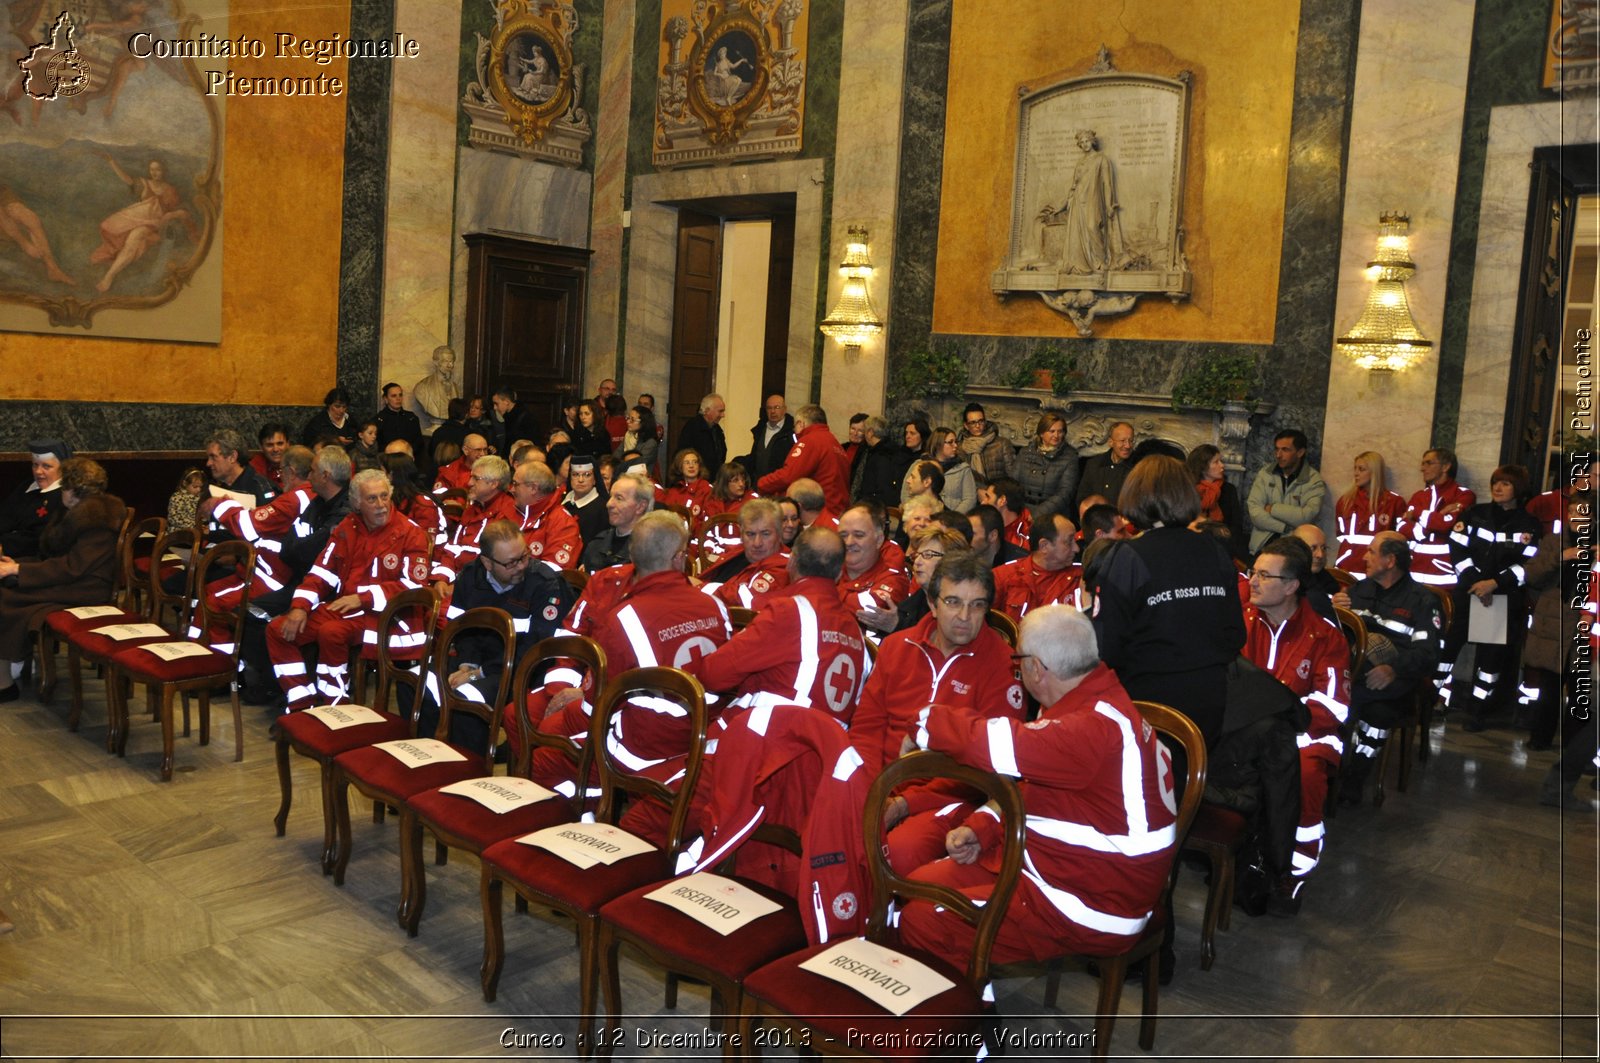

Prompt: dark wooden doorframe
[{"left": 667, "top": 211, "right": 723, "bottom": 458}]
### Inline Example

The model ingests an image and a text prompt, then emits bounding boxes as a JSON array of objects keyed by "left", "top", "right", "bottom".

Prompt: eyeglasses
[
  {"left": 1009, "top": 652, "right": 1036, "bottom": 679},
  {"left": 1245, "top": 569, "right": 1290, "bottom": 581},
  {"left": 487, "top": 552, "right": 530, "bottom": 569},
  {"left": 917, "top": 550, "right": 946, "bottom": 562},
  {"left": 964, "top": 418, "right": 985, "bottom": 427},
  {"left": 937, "top": 596, "right": 990, "bottom": 615}
]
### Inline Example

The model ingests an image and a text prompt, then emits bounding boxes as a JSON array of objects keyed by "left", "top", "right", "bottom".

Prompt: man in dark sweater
[
  {"left": 675, "top": 392, "right": 728, "bottom": 475},
  {"left": 1075, "top": 421, "right": 1135, "bottom": 511}
]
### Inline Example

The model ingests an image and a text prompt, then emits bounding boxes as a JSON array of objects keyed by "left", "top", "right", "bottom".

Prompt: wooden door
[
  {"left": 668, "top": 211, "right": 722, "bottom": 457},
  {"left": 463, "top": 234, "right": 591, "bottom": 443}
]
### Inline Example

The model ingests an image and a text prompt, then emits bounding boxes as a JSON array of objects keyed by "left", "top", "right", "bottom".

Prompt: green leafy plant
[
  {"left": 893, "top": 343, "right": 970, "bottom": 400},
  {"left": 1170, "top": 350, "right": 1260, "bottom": 410},
  {"left": 1004, "top": 343, "right": 1080, "bottom": 397}
]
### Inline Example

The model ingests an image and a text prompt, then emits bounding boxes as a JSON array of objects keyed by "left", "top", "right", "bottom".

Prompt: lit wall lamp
[
  {"left": 1336, "top": 211, "right": 1433, "bottom": 373},
  {"left": 819, "top": 225, "right": 884, "bottom": 352}
]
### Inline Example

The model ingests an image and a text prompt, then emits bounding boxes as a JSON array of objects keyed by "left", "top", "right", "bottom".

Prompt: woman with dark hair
[
  {"left": 1186, "top": 443, "right": 1246, "bottom": 546},
  {"left": 922, "top": 427, "right": 977, "bottom": 514},
  {"left": 0, "top": 458, "right": 127, "bottom": 702},
  {"left": 1088, "top": 455, "right": 1245, "bottom": 745},
  {"left": 776, "top": 497, "right": 802, "bottom": 547},
  {"left": 1444, "top": 463, "right": 1541, "bottom": 732},
  {"left": 569, "top": 400, "right": 608, "bottom": 459},
  {"left": 616, "top": 405, "right": 660, "bottom": 475},
  {"left": 464, "top": 395, "right": 495, "bottom": 439},
  {"left": 902, "top": 417, "right": 932, "bottom": 456},
  {"left": 603, "top": 394, "right": 630, "bottom": 451},
  {"left": 659, "top": 448, "right": 713, "bottom": 521},
  {"left": 384, "top": 453, "right": 446, "bottom": 550},
  {"left": 704, "top": 462, "right": 756, "bottom": 521},
  {"left": 300, "top": 385, "right": 355, "bottom": 447},
  {"left": 1012, "top": 412, "right": 1080, "bottom": 519}
]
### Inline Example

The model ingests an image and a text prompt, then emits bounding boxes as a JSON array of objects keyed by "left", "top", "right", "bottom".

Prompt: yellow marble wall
[
  {"left": 4, "top": 5, "right": 348, "bottom": 406},
  {"left": 930, "top": 0, "right": 1299, "bottom": 343}
]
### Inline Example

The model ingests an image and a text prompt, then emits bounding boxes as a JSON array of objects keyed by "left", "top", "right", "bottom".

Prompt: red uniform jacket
[
  {"left": 689, "top": 575, "right": 871, "bottom": 720},
  {"left": 758, "top": 423, "right": 852, "bottom": 515},
  {"left": 991, "top": 557, "right": 1084, "bottom": 620},
  {"left": 836, "top": 554, "right": 911, "bottom": 612},
  {"left": 293, "top": 510, "right": 430, "bottom": 615},
  {"left": 436, "top": 491, "right": 520, "bottom": 577},
  {"left": 1004, "top": 510, "right": 1032, "bottom": 550},
  {"left": 702, "top": 491, "right": 756, "bottom": 521},
  {"left": 914, "top": 663, "right": 1178, "bottom": 957},
  {"left": 683, "top": 704, "right": 871, "bottom": 945},
  {"left": 396, "top": 494, "right": 447, "bottom": 549},
  {"left": 850, "top": 613, "right": 1025, "bottom": 784},
  {"left": 1395, "top": 479, "right": 1475, "bottom": 586},
  {"left": 658, "top": 479, "right": 714, "bottom": 523},
  {"left": 516, "top": 492, "right": 581, "bottom": 570},
  {"left": 1243, "top": 597, "right": 1350, "bottom": 767},
  {"left": 1528, "top": 487, "right": 1575, "bottom": 535},
  {"left": 432, "top": 456, "right": 472, "bottom": 495},
  {"left": 1335, "top": 487, "right": 1407, "bottom": 574},
  {"left": 248, "top": 453, "right": 283, "bottom": 493},
  {"left": 706, "top": 550, "right": 792, "bottom": 611},
  {"left": 212, "top": 483, "right": 315, "bottom": 596}
]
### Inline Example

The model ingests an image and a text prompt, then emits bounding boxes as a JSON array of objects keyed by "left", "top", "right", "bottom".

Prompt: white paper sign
[
  {"left": 305, "top": 703, "right": 387, "bottom": 730},
  {"left": 95, "top": 623, "right": 170, "bottom": 641},
  {"left": 373, "top": 738, "right": 468, "bottom": 768},
  {"left": 519, "top": 822, "right": 656, "bottom": 869},
  {"left": 207, "top": 484, "right": 256, "bottom": 507},
  {"left": 65, "top": 605, "right": 125, "bottom": 620},
  {"left": 643, "top": 872, "right": 783, "bottom": 935},
  {"left": 438, "top": 776, "right": 558, "bottom": 814},
  {"left": 1468, "top": 595, "right": 1508, "bottom": 645},
  {"left": 138, "top": 642, "right": 216, "bottom": 662},
  {"left": 798, "top": 938, "right": 955, "bottom": 1016}
]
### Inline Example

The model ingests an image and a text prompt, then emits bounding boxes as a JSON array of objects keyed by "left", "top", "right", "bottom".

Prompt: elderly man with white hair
[{"left": 897, "top": 603, "right": 1179, "bottom": 964}]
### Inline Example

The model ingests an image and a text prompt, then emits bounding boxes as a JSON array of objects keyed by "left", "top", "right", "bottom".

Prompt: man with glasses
[
  {"left": 955, "top": 401, "right": 1015, "bottom": 483},
  {"left": 508, "top": 461, "right": 580, "bottom": 571},
  {"left": 436, "top": 455, "right": 518, "bottom": 578},
  {"left": 897, "top": 604, "right": 1178, "bottom": 965},
  {"left": 991, "top": 510, "right": 1083, "bottom": 621},
  {"left": 739, "top": 394, "right": 795, "bottom": 482},
  {"left": 1074, "top": 421, "right": 1136, "bottom": 513},
  {"left": 426, "top": 519, "right": 575, "bottom": 747},
  {"left": 1242, "top": 537, "right": 1349, "bottom": 913},
  {"left": 266, "top": 469, "right": 431, "bottom": 711},
  {"left": 432, "top": 433, "right": 489, "bottom": 495},
  {"left": 850, "top": 553, "right": 1025, "bottom": 871}
]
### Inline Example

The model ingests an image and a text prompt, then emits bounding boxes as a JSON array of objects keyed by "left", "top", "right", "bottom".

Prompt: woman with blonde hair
[{"left": 1334, "top": 450, "right": 1406, "bottom": 574}]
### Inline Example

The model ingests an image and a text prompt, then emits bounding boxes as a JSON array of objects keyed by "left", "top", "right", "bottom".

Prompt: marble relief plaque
[
  {"left": 992, "top": 47, "right": 1192, "bottom": 337},
  {"left": 462, "top": 0, "right": 592, "bottom": 167}
]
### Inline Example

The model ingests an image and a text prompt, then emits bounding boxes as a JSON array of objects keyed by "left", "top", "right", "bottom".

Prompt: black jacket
[
  {"left": 375, "top": 407, "right": 423, "bottom": 455},
  {"left": 853, "top": 440, "right": 914, "bottom": 509},
  {"left": 1075, "top": 451, "right": 1132, "bottom": 510},
  {"left": 0, "top": 482, "right": 64, "bottom": 560},
  {"left": 580, "top": 527, "right": 632, "bottom": 573},
  {"left": 676, "top": 415, "right": 728, "bottom": 477},
  {"left": 740, "top": 416, "right": 795, "bottom": 482},
  {"left": 1344, "top": 572, "right": 1443, "bottom": 697}
]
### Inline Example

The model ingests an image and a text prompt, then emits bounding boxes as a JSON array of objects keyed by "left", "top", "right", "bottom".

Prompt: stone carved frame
[{"left": 463, "top": 0, "right": 591, "bottom": 167}]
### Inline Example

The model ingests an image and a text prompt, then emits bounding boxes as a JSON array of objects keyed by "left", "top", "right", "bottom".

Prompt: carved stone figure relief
[{"left": 462, "top": 0, "right": 591, "bottom": 167}]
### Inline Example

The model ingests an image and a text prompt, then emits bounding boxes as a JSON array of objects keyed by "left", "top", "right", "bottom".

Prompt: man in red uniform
[
  {"left": 690, "top": 527, "right": 869, "bottom": 720},
  {"left": 266, "top": 468, "right": 432, "bottom": 710},
  {"left": 787, "top": 478, "right": 837, "bottom": 531},
  {"left": 897, "top": 603, "right": 1178, "bottom": 963},
  {"left": 435, "top": 455, "right": 519, "bottom": 578},
  {"left": 757, "top": 404, "right": 852, "bottom": 515},
  {"left": 508, "top": 460, "right": 580, "bottom": 571},
  {"left": 432, "top": 433, "right": 489, "bottom": 494},
  {"left": 1527, "top": 454, "right": 1591, "bottom": 534},
  {"left": 836, "top": 501, "right": 911, "bottom": 615},
  {"left": 991, "top": 511, "right": 1083, "bottom": 620},
  {"left": 194, "top": 445, "right": 320, "bottom": 654},
  {"left": 698, "top": 497, "right": 791, "bottom": 611},
  {"left": 853, "top": 553, "right": 1026, "bottom": 870},
  {"left": 1395, "top": 447, "right": 1476, "bottom": 587},
  {"left": 1243, "top": 537, "right": 1349, "bottom": 912},
  {"left": 248, "top": 423, "right": 289, "bottom": 494},
  {"left": 531, "top": 511, "right": 731, "bottom": 823}
]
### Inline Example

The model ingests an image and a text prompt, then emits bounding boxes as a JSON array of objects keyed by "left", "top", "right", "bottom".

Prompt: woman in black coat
[
  {"left": 0, "top": 458, "right": 127, "bottom": 702},
  {"left": 1011, "top": 412, "right": 1080, "bottom": 519}
]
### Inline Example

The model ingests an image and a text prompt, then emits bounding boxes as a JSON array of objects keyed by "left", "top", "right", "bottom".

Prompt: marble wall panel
[
  {"left": 586, "top": 0, "right": 637, "bottom": 389},
  {"left": 626, "top": 159, "right": 826, "bottom": 411},
  {"left": 817, "top": 0, "right": 909, "bottom": 422},
  {"left": 375, "top": 0, "right": 463, "bottom": 405},
  {"left": 1320, "top": 0, "right": 1474, "bottom": 500},
  {"left": 1455, "top": 101, "right": 1599, "bottom": 488}
]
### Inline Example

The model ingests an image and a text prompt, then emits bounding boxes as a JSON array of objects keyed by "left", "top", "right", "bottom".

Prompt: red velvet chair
[
  {"left": 735, "top": 751, "right": 1026, "bottom": 1060},
  {"left": 104, "top": 540, "right": 258, "bottom": 781},
  {"left": 478, "top": 666, "right": 708, "bottom": 1059},
  {"left": 396, "top": 635, "right": 607, "bottom": 936},
  {"left": 328, "top": 607, "right": 517, "bottom": 890},
  {"left": 272, "top": 587, "right": 440, "bottom": 874}
]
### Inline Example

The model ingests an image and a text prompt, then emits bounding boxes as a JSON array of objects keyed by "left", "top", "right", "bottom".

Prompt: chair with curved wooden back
[
  {"left": 693, "top": 513, "right": 743, "bottom": 575},
  {"left": 478, "top": 666, "right": 708, "bottom": 1058},
  {"left": 1329, "top": 567, "right": 1357, "bottom": 591},
  {"left": 985, "top": 608, "right": 1019, "bottom": 648},
  {"left": 397, "top": 635, "right": 607, "bottom": 937},
  {"left": 272, "top": 587, "right": 440, "bottom": 873},
  {"left": 1040, "top": 701, "right": 1206, "bottom": 1058},
  {"left": 105, "top": 540, "right": 258, "bottom": 781},
  {"left": 560, "top": 567, "right": 589, "bottom": 597},
  {"left": 726, "top": 606, "right": 757, "bottom": 631},
  {"left": 37, "top": 510, "right": 150, "bottom": 712},
  {"left": 328, "top": 607, "right": 516, "bottom": 890},
  {"left": 735, "top": 750, "right": 1026, "bottom": 1060}
]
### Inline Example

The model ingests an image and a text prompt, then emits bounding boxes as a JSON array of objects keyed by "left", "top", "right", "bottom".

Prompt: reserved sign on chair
[
  {"left": 305, "top": 704, "right": 387, "bottom": 730},
  {"left": 439, "top": 776, "right": 557, "bottom": 814},
  {"left": 643, "top": 872, "right": 782, "bottom": 935},
  {"left": 373, "top": 738, "right": 467, "bottom": 767},
  {"left": 518, "top": 822, "right": 654, "bottom": 869},
  {"left": 798, "top": 938, "right": 953, "bottom": 1016},
  {"left": 138, "top": 642, "right": 216, "bottom": 662}
]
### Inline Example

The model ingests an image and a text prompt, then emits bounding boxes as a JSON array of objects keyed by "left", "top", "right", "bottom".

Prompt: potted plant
[
  {"left": 892, "top": 343, "right": 970, "bottom": 402},
  {"left": 1004, "top": 343, "right": 1079, "bottom": 397},
  {"left": 1170, "top": 350, "right": 1260, "bottom": 410}
]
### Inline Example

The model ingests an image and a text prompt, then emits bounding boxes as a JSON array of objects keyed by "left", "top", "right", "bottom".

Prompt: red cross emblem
[{"left": 823, "top": 655, "right": 858, "bottom": 713}]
